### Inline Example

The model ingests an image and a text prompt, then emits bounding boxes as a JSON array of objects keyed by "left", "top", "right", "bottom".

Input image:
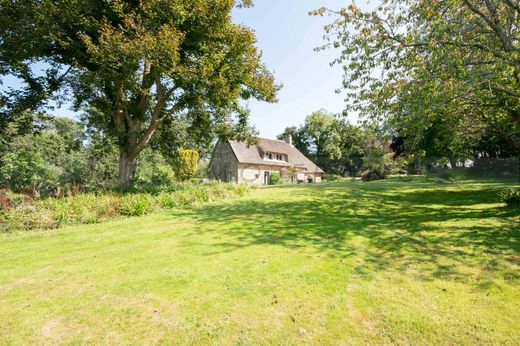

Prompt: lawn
[{"left": 1, "top": 179, "right": 519, "bottom": 345}]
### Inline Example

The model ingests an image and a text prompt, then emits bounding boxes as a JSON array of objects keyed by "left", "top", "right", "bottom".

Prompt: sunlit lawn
[{"left": 1, "top": 179, "right": 519, "bottom": 345}]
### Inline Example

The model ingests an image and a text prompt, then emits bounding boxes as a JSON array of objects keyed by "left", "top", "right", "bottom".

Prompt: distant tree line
[
  {"left": 278, "top": 110, "right": 390, "bottom": 177},
  {"left": 281, "top": 108, "right": 519, "bottom": 179}
]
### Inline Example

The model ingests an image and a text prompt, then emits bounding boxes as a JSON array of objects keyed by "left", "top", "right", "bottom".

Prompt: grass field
[{"left": 1, "top": 179, "right": 519, "bottom": 345}]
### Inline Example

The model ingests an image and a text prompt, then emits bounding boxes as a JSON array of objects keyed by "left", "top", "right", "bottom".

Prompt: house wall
[
  {"left": 208, "top": 141, "right": 239, "bottom": 182},
  {"left": 209, "top": 141, "right": 323, "bottom": 185},
  {"left": 237, "top": 164, "right": 281, "bottom": 185},
  {"left": 296, "top": 171, "right": 322, "bottom": 183},
  {"left": 238, "top": 163, "right": 322, "bottom": 185}
]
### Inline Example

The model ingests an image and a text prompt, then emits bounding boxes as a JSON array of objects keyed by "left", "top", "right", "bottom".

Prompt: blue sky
[{"left": 232, "top": 1, "right": 349, "bottom": 138}]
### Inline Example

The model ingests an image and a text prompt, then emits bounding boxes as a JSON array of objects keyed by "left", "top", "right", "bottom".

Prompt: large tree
[
  {"left": 304, "top": 110, "right": 342, "bottom": 168},
  {"left": 0, "top": 0, "right": 278, "bottom": 186},
  {"left": 313, "top": 0, "right": 519, "bottom": 146},
  {"left": 278, "top": 110, "right": 374, "bottom": 174}
]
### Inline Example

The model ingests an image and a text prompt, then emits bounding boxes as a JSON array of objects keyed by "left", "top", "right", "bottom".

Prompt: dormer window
[{"left": 264, "top": 152, "right": 286, "bottom": 162}]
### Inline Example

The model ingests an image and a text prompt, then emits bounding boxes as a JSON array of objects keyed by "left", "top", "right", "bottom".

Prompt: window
[
  {"left": 255, "top": 174, "right": 259, "bottom": 179},
  {"left": 264, "top": 152, "right": 286, "bottom": 161}
]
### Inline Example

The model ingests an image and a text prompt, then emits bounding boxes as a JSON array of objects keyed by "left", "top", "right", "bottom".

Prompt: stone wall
[{"left": 208, "top": 141, "right": 239, "bottom": 182}]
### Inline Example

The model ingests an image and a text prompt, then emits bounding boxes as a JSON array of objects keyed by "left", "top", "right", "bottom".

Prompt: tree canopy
[
  {"left": 0, "top": 0, "right": 279, "bottom": 186},
  {"left": 278, "top": 110, "right": 383, "bottom": 176},
  {"left": 313, "top": 0, "right": 519, "bottom": 159}
]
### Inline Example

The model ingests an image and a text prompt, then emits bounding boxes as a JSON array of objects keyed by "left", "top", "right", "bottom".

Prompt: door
[{"left": 263, "top": 171, "right": 270, "bottom": 185}]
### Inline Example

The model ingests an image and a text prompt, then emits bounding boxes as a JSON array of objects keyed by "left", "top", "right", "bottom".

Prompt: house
[{"left": 208, "top": 136, "right": 324, "bottom": 185}]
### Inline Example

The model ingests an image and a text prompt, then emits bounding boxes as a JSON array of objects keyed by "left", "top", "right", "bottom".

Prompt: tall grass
[{"left": 0, "top": 182, "right": 249, "bottom": 233}]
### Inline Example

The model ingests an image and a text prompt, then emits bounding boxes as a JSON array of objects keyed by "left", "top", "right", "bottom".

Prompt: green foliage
[
  {"left": 305, "top": 110, "right": 342, "bottom": 166},
  {"left": 315, "top": 0, "right": 520, "bottom": 164},
  {"left": 174, "top": 149, "right": 199, "bottom": 181},
  {"left": 323, "top": 174, "right": 345, "bottom": 182},
  {"left": 150, "top": 116, "right": 214, "bottom": 161},
  {"left": 269, "top": 172, "right": 281, "bottom": 185},
  {"left": 0, "top": 150, "right": 61, "bottom": 192},
  {"left": 315, "top": 0, "right": 519, "bottom": 122},
  {"left": 360, "top": 169, "right": 385, "bottom": 182},
  {"left": 499, "top": 188, "right": 520, "bottom": 206},
  {"left": 120, "top": 194, "right": 152, "bottom": 217},
  {"left": 278, "top": 111, "right": 378, "bottom": 176},
  {"left": 362, "top": 149, "right": 394, "bottom": 179},
  {"left": 0, "top": 182, "right": 249, "bottom": 232},
  {"left": 134, "top": 149, "right": 176, "bottom": 188},
  {"left": 0, "top": 116, "right": 121, "bottom": 193},
  {"left": 0, "top": 0, "right": 279, "bottom": 186},
  {"left": 83, "top": 131, "right": 119, "bottom": 189},
  {"left": 277, "top": 126, "right": 310, "bottom": 157}
]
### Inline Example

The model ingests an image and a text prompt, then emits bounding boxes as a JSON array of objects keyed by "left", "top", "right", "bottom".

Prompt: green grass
[{"left": 1, "top": 179, "right": 519, "bottom": 345}]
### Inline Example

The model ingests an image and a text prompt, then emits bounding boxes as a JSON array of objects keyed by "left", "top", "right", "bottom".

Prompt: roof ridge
[{"left": 225, "top": 137, "right": 324, "bottom": 173}]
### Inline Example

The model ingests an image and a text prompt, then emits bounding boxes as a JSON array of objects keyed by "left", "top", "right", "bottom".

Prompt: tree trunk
[{"left": 118, "top": 149, "right": 137, "bottom": 188}]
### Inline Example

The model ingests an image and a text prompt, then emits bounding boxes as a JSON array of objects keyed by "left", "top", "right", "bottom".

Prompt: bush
[
  {"left": 0, "top": 150, "right": 62, "bottom": 192},
  {"left": 0, "top": 182, "right": 250, "bottom": 232},
  {"left": 361, "top": 169, "right": 385, "bottom": 182},
  {"left": 270, "top": 172, "right": 281, "bottom": 185},
  {"left": 120, "top": 194, "right": 152, "bottom": 216},
  {"left": 174, "top": 149, "right": 199, "bottom": 181},
  {"left": 499, "top": 188, "right": 520, "bottom": 206},
  {"left": 133, "top": 149, "right": 176, "bottom": 189}
]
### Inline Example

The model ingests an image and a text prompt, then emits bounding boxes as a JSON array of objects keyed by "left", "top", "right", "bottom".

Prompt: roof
[{"left": 227, "top": 137, "right": 324, "bottom": 173}]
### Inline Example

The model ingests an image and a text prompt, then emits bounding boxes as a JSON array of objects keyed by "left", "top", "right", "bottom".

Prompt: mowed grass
[{"left": 1, "top": 179, "right": 519, "bottom": 345}]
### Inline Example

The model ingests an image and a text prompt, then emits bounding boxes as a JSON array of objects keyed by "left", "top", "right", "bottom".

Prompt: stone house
[{"left": 208, "top": 136, "right": 324, "bottom": 185}]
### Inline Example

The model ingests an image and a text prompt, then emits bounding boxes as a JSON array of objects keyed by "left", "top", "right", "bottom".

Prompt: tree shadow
[{"left": 174, "top": 182, "right": 520, "bottom": 283}]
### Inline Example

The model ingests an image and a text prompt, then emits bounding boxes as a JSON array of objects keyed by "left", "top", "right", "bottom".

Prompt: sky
[{"left": 232, "top": 1, "right": 350, "bottom": 138}]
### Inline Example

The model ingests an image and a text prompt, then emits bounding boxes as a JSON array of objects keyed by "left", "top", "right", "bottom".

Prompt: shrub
[
  {"left": 157, "top": 192, "right": 178, "bottom": 209},
  {"left": 361, "top": 169, "right": 385, "bottom": 182},
  {"left": 120, "top": 194, "right": 152, "bottom": 216},
  {"left": 0, "top": 189, "right": 14, "bottom": 210},
  {"left": 499, "top": 188, "right": 520, "bottom": 206},
  {"left": 0, "top": 150, "right": 62, "bottom": 193},
  {"left": 270, "top": 172, "right": 281, "bottom": 185},
  {"left": 0, "top": 182, "right": 249, "bottom": 232},
  {"left": 133, "top": 149, "right": 176, "bottom": 189},
  {"left": 174, "top": 149, "right": 199, "bottom": 181}
]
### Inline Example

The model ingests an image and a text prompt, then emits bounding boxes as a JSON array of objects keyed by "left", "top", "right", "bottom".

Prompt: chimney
[{"left": 284, "top": 134, "right": 293, "bottom": 146}]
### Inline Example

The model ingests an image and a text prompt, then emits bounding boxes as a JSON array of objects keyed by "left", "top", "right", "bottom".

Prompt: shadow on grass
[{"left": 176, "top": 181, "right": 520, "bottom": 282}]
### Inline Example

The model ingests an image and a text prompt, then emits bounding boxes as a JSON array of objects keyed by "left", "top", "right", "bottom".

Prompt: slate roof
[{"left": 227, "top": 138, "right": 324, "bottom": 173}]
